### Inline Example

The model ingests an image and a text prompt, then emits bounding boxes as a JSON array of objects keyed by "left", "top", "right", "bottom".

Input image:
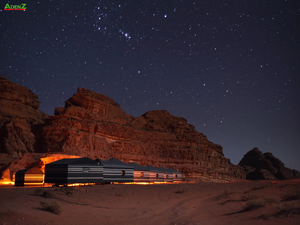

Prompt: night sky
[{"left": 1, "top": 1, "right": 299, "bottom": 171}]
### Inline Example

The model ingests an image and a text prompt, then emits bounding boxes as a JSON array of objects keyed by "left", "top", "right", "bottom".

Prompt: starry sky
[{"left": 1, "top": 0, "right": 299, "bottom": 171}]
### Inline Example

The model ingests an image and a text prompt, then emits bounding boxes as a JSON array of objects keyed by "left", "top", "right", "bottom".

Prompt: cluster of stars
[{"left": 0, "top": 0, "right": 299, "bottom": 170}]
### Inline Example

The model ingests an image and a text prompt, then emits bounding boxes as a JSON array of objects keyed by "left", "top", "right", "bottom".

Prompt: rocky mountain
[
  {"left": 239, "top": 147, "right": 300, "bottom": 180},
  {"left": 0, "top": 77, "right": 247, "bottom": 182},
  {"left": 2, "top": 77, "right": 299, "bottom": 183},
  {"left": 42, "top": 87, "right": 246, "bottom": 181}
]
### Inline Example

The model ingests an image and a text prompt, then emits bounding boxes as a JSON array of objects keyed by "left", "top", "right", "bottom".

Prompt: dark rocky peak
[
  {"left": 263, "top": 152, "right": 285, "bottom": 169},
  {"left": 239, "top": 147, "right": 300, "bottom": 180}
]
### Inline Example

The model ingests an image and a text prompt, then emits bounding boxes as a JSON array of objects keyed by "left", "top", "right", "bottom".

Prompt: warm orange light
[
  {"left": 23, "top": 174, "right": 45, "bottom": 186},
  {"left": 173, "top": 181, "right": 196, "bottom": 184},
  {"left": 0, "top": 169, "right": 14, "bottom": 186},
  {"left": 113, "top": 181, "right": 175, "bottom": 185},
  {"left": 57, "top": 183, "right": 95, "bottom": 187},
  {"left": 0, "top": 178, "right": 14, "bottom": 185},
  {"left": 39, "top": 154, "right": 81, "bottom": 174}
]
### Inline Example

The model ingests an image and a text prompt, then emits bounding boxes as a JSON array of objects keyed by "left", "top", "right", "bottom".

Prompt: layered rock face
[
  {"left": 0, "top": 77, "right": 49, "bottom": 177},
  {"left": 43, "top": 87, "right": 246, "bottom": 181},
  {"left": 239, "top": 148, "right": 300, "bottom": 180},
  {"left": 2, "top": 77, "right": 299, "bottom": 182},
  {"left": 0, "top": 77, "right": 246, "bottom": 181}
]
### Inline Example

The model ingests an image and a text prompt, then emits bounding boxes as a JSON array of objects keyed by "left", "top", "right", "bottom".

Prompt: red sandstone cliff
[
  {"left": 0, "top": 76, "right": 49, "bottom": 179},
  {"left": 0, "top": 77, "right": 49, "bottom": 153},
  {"left": 42, "top": 87, "right": 246, "bottom": 181},
  {"left": 0, "top": 77, "right": 246, "bottom": 181}
]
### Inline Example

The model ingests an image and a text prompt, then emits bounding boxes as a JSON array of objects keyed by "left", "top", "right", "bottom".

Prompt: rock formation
[
  {"left": 2, "top": 77, "right": 299, "bottom": 182},
  {"left": 0, "top": 76, "right": 49, "bottom": 179},
  {"left": 239, "top": 147, "right": 300, "bottom": 180},
  {"left": 3, "top": 76, "right": 300, "bottom": 183},
  {"left": 41, "top": 87, "right": 246, "bottom": 181}
]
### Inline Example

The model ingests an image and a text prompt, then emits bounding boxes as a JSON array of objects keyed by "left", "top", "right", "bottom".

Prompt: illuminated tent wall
[
  {"left": 128, "top": 163, "right": 151, "bottom": 182},
  {"left": 165, "top": 168, "right": 182, "bottom": 181},
  {"left": 144, "top": 165, "right": 165, "bottom": 182},
  {"left": 157, "top": 167, "right": 174, "bottom": 182},
  {"left": 15, "top": 167, "right": 44, "bottom": 186},
  {"left": 45, "top": 157, "right": 103, "bottom": 185},
  {"left": 96, "top": 158, "right": 134, "bottom": 183}
]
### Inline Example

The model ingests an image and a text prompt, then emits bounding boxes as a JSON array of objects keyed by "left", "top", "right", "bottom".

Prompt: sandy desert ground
[{"left": 1, "top": 180, "right": 300, "bottom": 225}]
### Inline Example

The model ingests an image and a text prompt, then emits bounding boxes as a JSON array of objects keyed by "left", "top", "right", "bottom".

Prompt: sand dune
[{"left": 1, "top": 180, "right": 299, "bottom": 225}]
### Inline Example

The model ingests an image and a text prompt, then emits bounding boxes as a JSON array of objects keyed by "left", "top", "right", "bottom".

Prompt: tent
[
  {"left": 96, "top": 158, "right": 134, "bottom": 183},
  {"left": 15, "top": 167, "right": 44, "bottom": 186},
  {"left": 144, "top": 165, "right": 165, "bottom": 182},
  {"left": 165, "top": 168, "right": 182, "bottom": 181},
  {"left": 157, "top": 167, "right": 174, "bottom": 182},
  {"left": 45, "top": 157, "right": 103, "bottom": 185},
  {"left": 128, "top": 163, "right": 151, "bottom": 182}
]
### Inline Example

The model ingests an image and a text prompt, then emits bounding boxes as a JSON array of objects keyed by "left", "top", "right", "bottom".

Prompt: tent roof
[
  {"left": 15, "top": 169, "right": 29, "bottom": 175},
  {"left": 48, "top": 157, "right": 100, "bottom": 165},
  {"left": 128, "top": 162, "right": 150, "bottom": 171},
  {"left": 165, "top": 168, "right": 181, "bottom": 174},
  {"left": 144, "top": 165, "right": 162, "bottom": 172},
  {"left": 156, "top": 167, "right": 177, "bottom": 173},
  {"left": 96, "top": 158, "right": 133, "bottom": 169}
]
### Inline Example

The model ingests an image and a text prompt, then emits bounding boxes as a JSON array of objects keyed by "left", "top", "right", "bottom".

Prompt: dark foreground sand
[{"left": 1, "top": 180, "right": 300, "bottom": 225}]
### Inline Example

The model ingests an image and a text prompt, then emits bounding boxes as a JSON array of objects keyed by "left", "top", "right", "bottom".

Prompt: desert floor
[{"left": 1, "top": 180, "right": 300, "bottom": 225}]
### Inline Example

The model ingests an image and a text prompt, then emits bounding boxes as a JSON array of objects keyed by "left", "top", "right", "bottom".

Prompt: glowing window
[
  {"left": 121, "top": 170, "right": 125, "bottom": 176},
  {"left": 140, "top": 172, "right": 144, "bottom": 177}
]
